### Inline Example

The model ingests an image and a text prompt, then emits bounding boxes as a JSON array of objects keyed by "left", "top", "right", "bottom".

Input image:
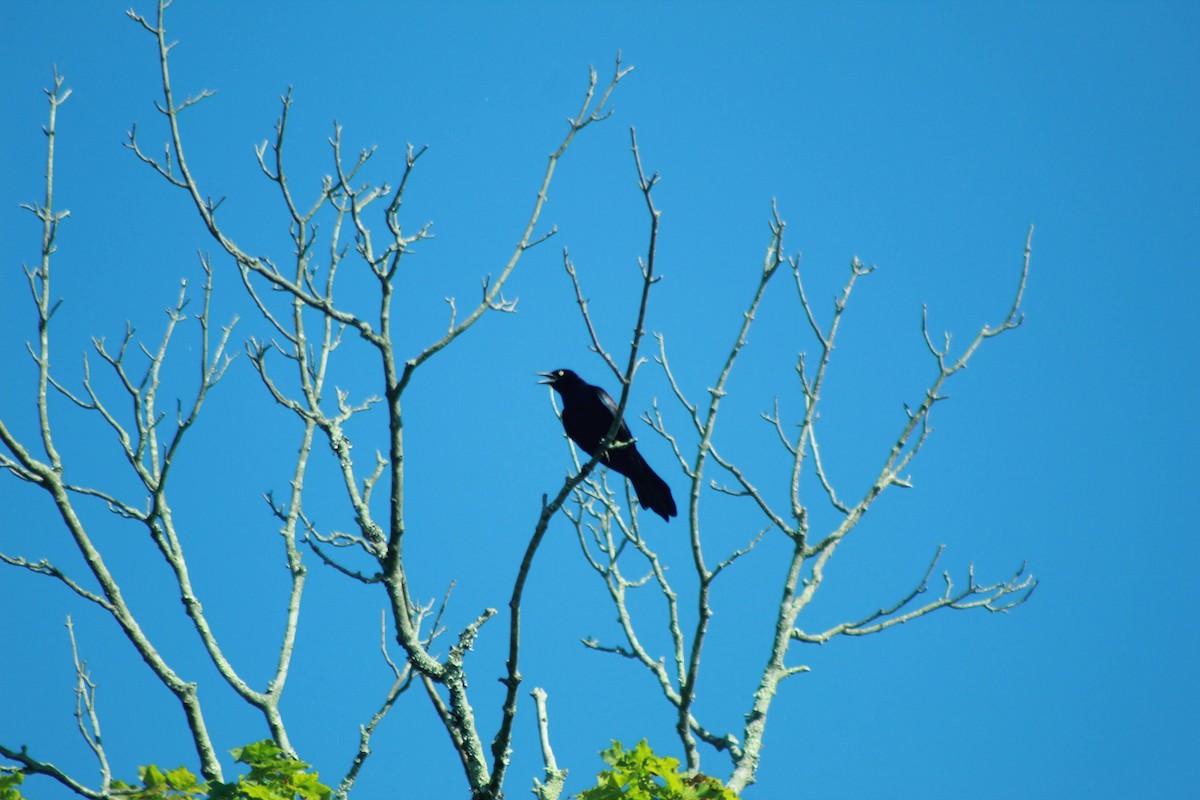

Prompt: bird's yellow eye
[{"left": 556, "top": 370, "right": 563, "bottom": 376}]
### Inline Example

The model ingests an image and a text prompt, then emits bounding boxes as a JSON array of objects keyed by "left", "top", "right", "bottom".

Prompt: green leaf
[
  {"left": 232, "top": 741, "right": 281, "bottom": 765},
  {"left": 0, "top": 772, "right": 25, "bottom": 800},
  {"left": 240, "top": 783, "right": 286, "bottom": 800},
  {"left": 578, "top": 739, "right": 738, "bottom": 799},
  {"left": 97, "top": 740, "right": 332, "bottom": 800},
  {"left": 206, "top": 780, "right": 240, "bottom": 800},
  {"left": 164, "top": 767, "right": 201, "bottom": 792},
  {"left": 141, "top": 764, "right": 167, "bottom": 789},
  {"left": 292, "top": 772, "right": 333, "bottom": 800},
  {"left": 600, "top": 741, "right": 627, "bottom": 768}
]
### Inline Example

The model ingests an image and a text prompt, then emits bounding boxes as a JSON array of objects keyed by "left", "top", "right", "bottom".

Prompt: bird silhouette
[{"left": 539, "top": 369, "right": 677, "bottom": 521}]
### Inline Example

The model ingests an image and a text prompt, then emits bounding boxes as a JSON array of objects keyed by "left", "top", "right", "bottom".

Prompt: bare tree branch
[
  {"left": 793, "top": 547, "right": 1037, "bottom": 643},
  {"left": 0, "top": 617, "right": 112, "bottom": 799},
  {"left": 725, "top": 228, "right": 1035, "bottom": 795},
  {"left": 0, "top": 555, "right": 111, "bottom": 609},
  {"left": 530, "top": 688, "right": 568, "bottom": 800},
  {"left": 0, "top": 744, "right": 104, "bottom": 800},
  {"left": 489, "top": 119, "right": 664, "bottom": 797},
  {"left": 65, "top": 617, "right": 111, "bottom": 794},
  {"left": 0, "top": 67, "right": 225, "bottom": 782}
]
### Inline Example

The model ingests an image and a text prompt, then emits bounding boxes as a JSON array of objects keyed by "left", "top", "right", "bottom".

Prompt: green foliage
[
  {"left": 111, "top": 763, "right": 206, "bottom": 800},
  {"left": 0, "top": 772, "right": 25, "bottom": 800},
  {"left": 110, "top": 741, "right": 330, "bottom": 800},
  {"left": 578, "top": 740, "right": 737, "bottom": 800},
  {"left": 220, "top": 741, "right": 330, "bottom": 800}
]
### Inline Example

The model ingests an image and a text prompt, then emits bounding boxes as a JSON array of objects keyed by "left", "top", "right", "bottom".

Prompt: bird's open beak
[{"left": 536, "top": 371, "right": 555, "bottom": 385}]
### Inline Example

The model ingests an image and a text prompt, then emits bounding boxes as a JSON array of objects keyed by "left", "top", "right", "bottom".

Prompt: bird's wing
[
  {"left": 595, "top": 385, "right": 619, "bottom": 415},
  {"left": 593, "top": 385, "right": 634, "bottom": 440}
]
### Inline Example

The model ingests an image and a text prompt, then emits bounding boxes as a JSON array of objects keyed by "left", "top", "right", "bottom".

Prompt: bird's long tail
[{"left": 629, "top": 453, "right": 678, "bottom": 522}]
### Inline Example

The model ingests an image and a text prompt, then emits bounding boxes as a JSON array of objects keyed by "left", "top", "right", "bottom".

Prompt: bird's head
[{"left": 538, "top": 368, "right": 578, "bottom": 387}]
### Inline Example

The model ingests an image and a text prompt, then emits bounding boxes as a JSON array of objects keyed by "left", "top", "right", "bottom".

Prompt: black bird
[{"left": 539, "top": 369, "right": 677, "bottom": 521}]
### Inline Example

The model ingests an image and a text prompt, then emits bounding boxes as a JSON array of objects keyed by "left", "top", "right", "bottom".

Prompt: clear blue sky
[{"left": 2, "top": 2, "right": 1197, "bottom": 798}]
